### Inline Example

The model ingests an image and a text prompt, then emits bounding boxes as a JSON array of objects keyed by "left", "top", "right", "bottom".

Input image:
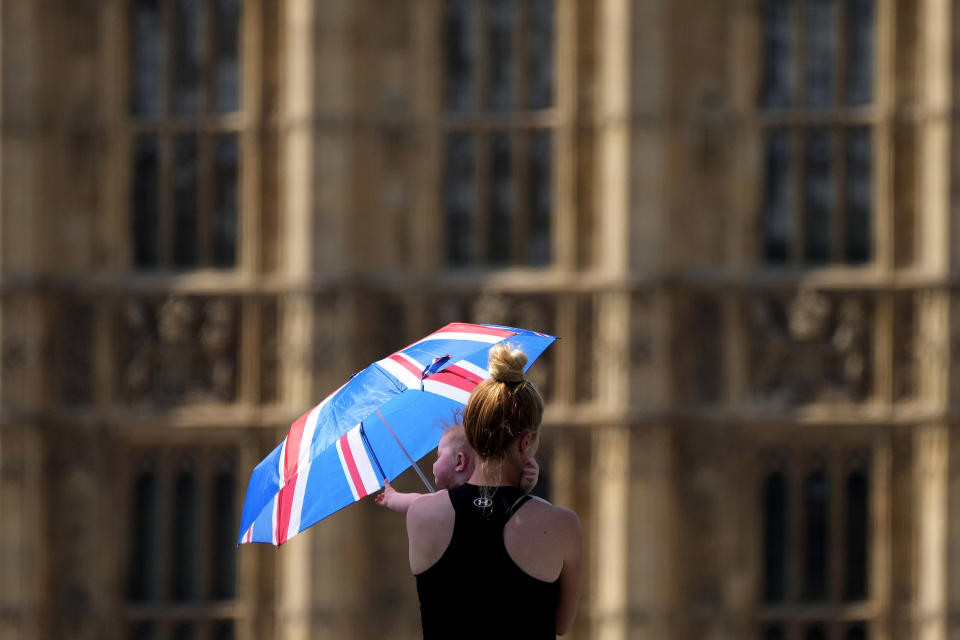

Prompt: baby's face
[{"left": 432, "top": 437, "right": 460, "bottom": 490}]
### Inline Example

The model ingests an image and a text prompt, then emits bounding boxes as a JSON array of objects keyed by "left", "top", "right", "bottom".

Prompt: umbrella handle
[{"left": 376, "top": 409, "right": 436, "bottom": 493}]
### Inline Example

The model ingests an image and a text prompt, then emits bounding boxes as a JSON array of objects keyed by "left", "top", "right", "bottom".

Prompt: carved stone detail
[
  {"left": 119, "top": 296, "right": 239, "bottom": 406},
  {"left": 747, "top": 289, "right": 872, "bottom": 405},
  {"left": 673, "top": 291, "right": 722, "bottom": 404}
]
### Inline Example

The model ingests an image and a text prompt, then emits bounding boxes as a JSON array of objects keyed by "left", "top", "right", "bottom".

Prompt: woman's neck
[{"left": 468, "top": 457, "right": 522, "bottom": 487}]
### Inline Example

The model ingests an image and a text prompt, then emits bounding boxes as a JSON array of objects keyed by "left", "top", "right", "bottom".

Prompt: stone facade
[{"left": 0, "top": 1, "right": 958, "bottom": 639}]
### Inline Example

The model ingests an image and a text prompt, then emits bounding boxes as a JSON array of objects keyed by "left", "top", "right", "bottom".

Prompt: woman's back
[{"left": 408, "top": 484, "right": 581, "bottom": 637}]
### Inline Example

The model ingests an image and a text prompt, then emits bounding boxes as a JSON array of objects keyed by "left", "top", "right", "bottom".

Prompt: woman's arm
[{"left": 554, "top": 508, "right": 583, "bottom": 636}]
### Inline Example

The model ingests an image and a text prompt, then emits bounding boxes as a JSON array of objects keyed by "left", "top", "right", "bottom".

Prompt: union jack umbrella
[{"left": 237, "top": 322, "right": 557, "bottom": 546}]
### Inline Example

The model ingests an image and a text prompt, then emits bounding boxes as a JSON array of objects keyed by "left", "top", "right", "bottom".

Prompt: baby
[{"left": 376, "top": 424, "right": 539, "bottom": 512}]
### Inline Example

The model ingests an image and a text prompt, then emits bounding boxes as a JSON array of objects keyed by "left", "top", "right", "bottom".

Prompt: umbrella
[{"left": 237, "top": 322, "right": 557, "bottom": 546}]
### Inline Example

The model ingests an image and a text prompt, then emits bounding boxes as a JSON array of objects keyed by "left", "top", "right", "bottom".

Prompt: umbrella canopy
[{"left": 237, "top": 322, "right": 557, "bottom": 546}]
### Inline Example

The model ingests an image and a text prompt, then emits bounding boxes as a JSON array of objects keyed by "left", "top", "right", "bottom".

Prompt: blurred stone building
[{"left": 0, "top": 0, "right": 957, "bottom": 639}]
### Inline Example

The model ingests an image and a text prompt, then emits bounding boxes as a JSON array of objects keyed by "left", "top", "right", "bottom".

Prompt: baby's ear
[{"left": 455, "top": 451, "right": 466, "bottom": 472}]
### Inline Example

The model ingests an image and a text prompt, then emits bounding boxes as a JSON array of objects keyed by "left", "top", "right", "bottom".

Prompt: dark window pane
[
  {"left": 846, "top": 622, "right": 869, "bottom": 640},
  {"left": 488, "top": 133, "right": 513, "bottom": 265},
  {"left": 487, "top": 0, "right": 517, "bottom": 111},
  {"left": 761, "top": 0, "right": 795, "bottom": 107},
  {"left": 212, "top": 471, "right": 237, "bottom": 599},
  {"left": 174, "top": 0, "right": 204, "bottom": 115},
  {"left": 844, "top": 127, "right": 872, "bottom": 263},
  {"left": 761, "top": 130, "right": 793, "bottom": 263},
  {"left": 132, "top": 135, "right": 160, "bottom": 269},
  {"left": 762, "top": 471, "right": 788, "bottom": 602},
  {"left": 132, "top": 0, "right": 164, "bottom": 116},
  {"left": 213, "top": 134, "right": 239, "bottom": 267},
  {"left": 803, "top": 468, "right": 829, "bottom": 601},
  {"left": 528, "top": 130, "right": 552, "bottom": 265},
  {"left": 803, "top": 129, "right": 834, "bottom": 264},
  {"left": 846, "top": 0, "right": 875, "bottom": 105},
  {"left": 127, "top": 471, "right": 158, "bottom": 601},
  {"left": 212, "top": 622, "right": 235, "bottom": 640},
  {"left": 845, "top": 468, "right": 870, "bottom": 600},
  {"left": 445, "top": 0, "right": 477, "bottom": 111},
  {"left": 764, "top": 624, "right": 785, "bottom": 640},
  {"left": 215, "top": 0, "right": 242, "bottom": 112},
  {"left": 806, "top": 625, "right": 827, "bottom": 640},
  {"left": 172, "top": 624, "right": 196, "bottom": 640},
  {"left": 804, "top": 0, "right": 837, "bottom": 107},
  {"left": 527, "top": 0, "right": 555, "bottom": 109},
  {"left": 129, "top": 622, "right": 158, "bottom": 640},
  {"left": 444, "top": 133, "right": 476, "bottom": 265},
  {"left": 172, "top": 472, "right": 198, "bottom": 601},
  {"left": 174, "top": 135, "right": 199, "bottom": 268}
]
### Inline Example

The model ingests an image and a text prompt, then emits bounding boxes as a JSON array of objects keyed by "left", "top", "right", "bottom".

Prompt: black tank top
[{"left": 415, "top": 484, "right": 560, "bottom": 640}]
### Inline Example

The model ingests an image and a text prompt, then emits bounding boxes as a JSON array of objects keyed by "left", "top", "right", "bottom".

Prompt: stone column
[
  {"left": 915, "top": 425, "right": 947, "bottom": 640},
  {"left": 591, "top": 424, "right": 630, "bottom": 640},
  {"left": 592, "top": 0, "right": 674, "bottom": 638},
  {"left": 0, "top": 1, "right": 48, "bottom": 638},
  {"left": 275, "top": 1, "right": 318, "bottom": 638}
]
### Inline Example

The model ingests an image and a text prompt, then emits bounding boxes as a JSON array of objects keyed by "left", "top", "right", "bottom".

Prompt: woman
[{"left": 406, "top": 344, "right": 583, "bottom": 638}]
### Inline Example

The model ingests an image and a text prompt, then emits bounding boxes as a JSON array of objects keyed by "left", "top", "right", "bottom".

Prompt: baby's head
[{"left": 432, "top": 424, "right": 476, "bottom": 489}]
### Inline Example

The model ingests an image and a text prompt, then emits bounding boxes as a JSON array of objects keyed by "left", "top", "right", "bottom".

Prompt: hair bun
[{"left": 487, "top": 343, "right": 527, "bottom": 383}]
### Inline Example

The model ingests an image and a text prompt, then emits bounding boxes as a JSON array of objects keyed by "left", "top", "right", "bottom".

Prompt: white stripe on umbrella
[
  {"left": 346, "top": 426, "right": 381, "bottom": 495},
  {"left": 407, "top": 330, "right": 507, "bottom": 349},
  {"left": 277, "top": 438, "right": 288, "bottom": 485},
  {"left": 377, "top": 353, "right": 424, "bottom": 389},
  {"left": 336, "top": 425, "right": 382, "bottom": 500},
  {"left": 286, "top": 460, "right": 313, "bottom": 540},
  {"left": 298, "top": 403, "right": 324, "bottom": 468},
  {"left": 422, "top": 378, "right": 472, "bottom": 405},
  {"left": 451, "top": 359, "right": 490, "bottom": 381}
]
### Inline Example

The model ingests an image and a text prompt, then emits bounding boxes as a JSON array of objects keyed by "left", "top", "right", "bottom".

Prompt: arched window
[
  {"left": 757, "top": 447, "right": 874, "bottom": 638},
  {"left": 442, "top": 0, "right": 556, "bottom": 267},
  {"left": 124, "top": 448, "right": 240, "bottom": 638},
  {"left": 130, "top": 0, "right": 243, "bottom": 271},
  {"left": 759, "top": 0, "right": 876, "bottom": 266}
]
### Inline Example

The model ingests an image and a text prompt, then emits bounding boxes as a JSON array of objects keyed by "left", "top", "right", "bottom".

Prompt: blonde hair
[{"left": 462, "top": 344, "right": 544, "bottom": 461}]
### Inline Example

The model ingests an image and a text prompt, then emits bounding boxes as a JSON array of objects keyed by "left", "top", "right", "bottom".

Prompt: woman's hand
[{"left": 520, "top": 457, "right": 540, "bottom": 494}]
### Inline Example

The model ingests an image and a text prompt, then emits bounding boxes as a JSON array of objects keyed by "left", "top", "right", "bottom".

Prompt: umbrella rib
[
  {"left": 359, "top": 422, "right": 387, "bottom": 483},
  {"left": 376, "top": 409, "right": 435, "bottom": 493}
]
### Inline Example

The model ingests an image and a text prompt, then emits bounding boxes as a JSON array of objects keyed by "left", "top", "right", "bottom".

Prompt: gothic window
[
  {"left": 125, "top": 447, "right": 240, "bottom": 639},
  {"left": 759, "top": 0, "right": 875, "bottom": 267},
  {"left": 130, "top": 0, "right": 242, "bottom": 271},
  {"left": 442, "top": 0, "right": 556, "bottom": 267},
  {"left": 758, "top": 448, "right": 872, "bottom": 638}
]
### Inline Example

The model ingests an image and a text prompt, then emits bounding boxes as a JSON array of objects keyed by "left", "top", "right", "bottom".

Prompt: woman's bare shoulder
[{"left": 522, "top": 498, "right": 581, "bottom": 531}]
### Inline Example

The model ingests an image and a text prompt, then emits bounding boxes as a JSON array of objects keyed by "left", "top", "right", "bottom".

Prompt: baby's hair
[
  {"left": 440, "top": 423, "right": 472, "bottom": 456},
  {"left": 462, "top": 343, "right": 544, "bottom": 461}
]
